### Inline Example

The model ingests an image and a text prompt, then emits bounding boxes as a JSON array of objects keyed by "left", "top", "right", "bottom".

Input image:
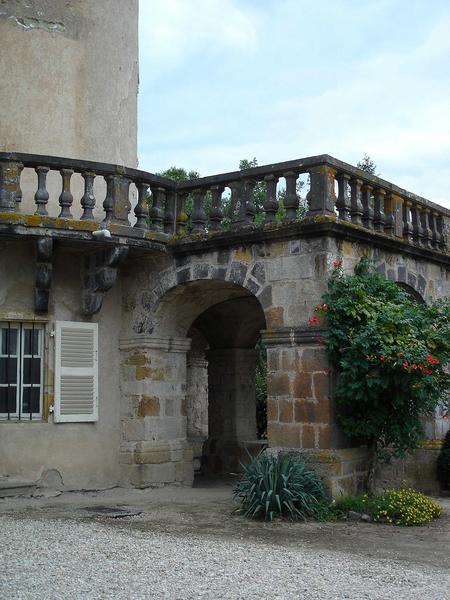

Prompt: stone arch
[
  {"left": 133, "top": 252, "right": 272, "bottom": 336},
  {"left": 396, "top": 282, "right": 426, "bottom": 304},
  {"left": 121, "top": 270, "right": 269, "bottom": 486},
  {"left": 377, "top": 261, "right": 428, "bottom": 304}
]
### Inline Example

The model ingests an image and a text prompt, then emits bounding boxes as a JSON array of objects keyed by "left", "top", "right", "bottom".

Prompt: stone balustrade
[
  {"left": 1, "top": 152, "right": 448, "bottom": 253},
  {"left": 176, "top": 155, "right": 449, "bottom": 252},
  {"left": 0, "top": 151, "right": 175, "bottom": 233}
]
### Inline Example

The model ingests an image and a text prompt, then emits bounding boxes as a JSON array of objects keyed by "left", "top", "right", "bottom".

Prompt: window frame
[{"left": 0, "top": 322, "right": 44, "bottom": 420}]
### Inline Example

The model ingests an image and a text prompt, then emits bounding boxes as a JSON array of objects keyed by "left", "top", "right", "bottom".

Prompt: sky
[{"left": 138, "top": 0, "right": 450, "bottom": 208}]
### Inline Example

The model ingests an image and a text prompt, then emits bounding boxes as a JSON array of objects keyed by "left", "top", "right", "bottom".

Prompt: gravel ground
[{"left": 1, "top": 512, "right": 449, "bottom": 600}]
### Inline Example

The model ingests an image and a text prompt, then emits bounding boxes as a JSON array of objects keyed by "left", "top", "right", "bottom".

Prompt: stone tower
[{"left": 0, "top": 0, "right": 138, "bottom": 214}]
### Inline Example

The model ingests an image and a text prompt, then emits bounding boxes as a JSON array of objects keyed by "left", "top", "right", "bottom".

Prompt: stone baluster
[
  {"left": 361, "top": 183, "right": 374, "bottom": 229},
  {"left": 243, "top": 179, "right": 256, "bottom": 225},
  {"left": 104, "top": 174, "right": 131, "bottom": 225},
  {"left": 191, "top": 188, "right": 207, "bottom": 233},
  {"left": 164, "top": 189, "right": 176, "bottom": 234},
  {"left": 436, "top": 214, "right": 447, "bottom": 251},
  {"left": 411, "top": 202, "right": 424, "bottom": 246},
  {"left": 209, "top": 185, "right": 224, "bottom": 231},
  {"left": 176, "top": 191, "right": 188, "bottom": 236},
  {"left": 429, "top": 210, "right": 438, "bottom": 249},
  {"left": 349, "top": 178, "right": 364, "bottom": 225},
  {"left": 306, "top": 165, "right": 336, "bottom": 217},
  {"left": 420, "top": 207, "right": 433, "bottom": 248},
  {"left": 228, "top": 180, "right": 243, "bottom": 227},
  {"left": 134, "top": 181, "right": 149, "bottom": 229},
  {"left": 335, "top": 172, "right": 351, "bottom": 221},
  {"left": 263, "top": 174, "right": 279, "bottom": 223},
  {"left": 283, "top": 171, "right": 299, "bottom": 221},
  {"left": 34, "top": 166, "right": 49, "bottom": 216},
  {"left": 384, "top": 193, "right": 403, "bottom": 238},
  {"left": 402, "top": 199, "right": 414, "bottom": 243},
  {"left": 373, "top": 188, "right": 386, "bottom": 232},
  {"left": 103, "top": 175, "right": 114, "bottom": 223},
  {"left": 80, "top": 171, "right": 96, "bottom": 220},
  {"left": 0, "top": 161, "right": 24, "bottom": 213},
  {"left": 58, "top": 168, "right": 74, "bottom": 218},
  {"left": 149, "top": 186, "right": 164, "bottom": 232}
]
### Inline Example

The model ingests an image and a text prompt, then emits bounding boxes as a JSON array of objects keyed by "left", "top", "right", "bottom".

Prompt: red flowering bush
[{"left": 310, "top": 257, "right": 450, "bottom": 458}]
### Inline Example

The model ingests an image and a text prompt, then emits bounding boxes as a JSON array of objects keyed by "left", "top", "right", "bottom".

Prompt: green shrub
[
  {"left": 437, "top": 430, "right": 450, "bottom": 490},
  {"left": 233, "top": 452, "right": 325, "bottom": 521},
  {"left": 334, "top": 489, "right": 442, "bottom": 526},
  {"left": 333, "top": 493, "right": 371, "bottom": 515},
  {"left": 309, "top": 257, "right": 450, "bottom": 459}
]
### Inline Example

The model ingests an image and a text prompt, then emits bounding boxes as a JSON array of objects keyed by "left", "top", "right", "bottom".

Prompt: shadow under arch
[
  {"left": 151, "top": 278, "right": 264, "bottom": 339},
  {"left": 396, "top": 282, "right": 426, "bottom": 305},
  {"left": 152, "top": 278, "right": 267, "bottom": 477}
]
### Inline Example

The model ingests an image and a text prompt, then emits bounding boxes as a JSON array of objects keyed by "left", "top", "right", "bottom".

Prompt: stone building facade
[{"left": 0, "top": 0, "right": 448, "bottom": 496}]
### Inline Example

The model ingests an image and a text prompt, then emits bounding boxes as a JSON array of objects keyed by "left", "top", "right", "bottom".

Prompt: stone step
[{"left": 0, "top": 477, "right": 37, "bottom": 498}]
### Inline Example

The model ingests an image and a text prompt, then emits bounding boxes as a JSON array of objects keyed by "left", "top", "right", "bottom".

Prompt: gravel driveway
[{"left": 0, "top": 485, "right": 449, "bottom": 600}]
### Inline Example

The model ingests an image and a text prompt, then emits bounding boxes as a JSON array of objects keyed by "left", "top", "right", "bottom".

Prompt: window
[{"left": 0, "top": 322, "right": 44, "bottom": 420}]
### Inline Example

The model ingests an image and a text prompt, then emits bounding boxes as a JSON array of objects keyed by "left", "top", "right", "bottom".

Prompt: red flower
[
  {"left": 379, "top": 355, "right": 385, "bottom": 362},
  {"left": 318, "top": 337, "right": 326, "bottom": 345},
  {"left": 403, "top": 361, "right": 409, "bottom": 369},
  {"left": 308, "top": 315, "right": 320, "bottom": 326},
  {"left": 425, "top": 354, "right": 439, "bottom": 365},
  {"left": 332, "top": 258, "right": 343, "bottom": 268}
]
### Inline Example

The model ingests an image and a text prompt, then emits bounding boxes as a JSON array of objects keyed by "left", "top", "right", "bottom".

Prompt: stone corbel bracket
[
  {"left": 82, "top": 246, "right": 129, "bottom": 315},
  {"left": 35, "top": 237, "right": 53, "bottom": 312}
]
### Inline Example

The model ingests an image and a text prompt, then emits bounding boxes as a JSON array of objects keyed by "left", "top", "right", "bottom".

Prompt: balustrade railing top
[{"left": 0, "top": 151, "right": 448, "bottom": 254}]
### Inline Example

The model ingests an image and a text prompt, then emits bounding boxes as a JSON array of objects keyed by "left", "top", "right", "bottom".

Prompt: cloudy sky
[{"left": 138, "top": 0, "right": 450, "bottom": 207}]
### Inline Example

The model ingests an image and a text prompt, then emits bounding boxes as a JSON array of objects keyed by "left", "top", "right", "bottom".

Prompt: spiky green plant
[{"left": 233, "top": 452, "right": 325, "bottom": 521}]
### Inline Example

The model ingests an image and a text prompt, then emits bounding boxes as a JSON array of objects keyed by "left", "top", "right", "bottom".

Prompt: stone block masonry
[{"left": 119, "top": 337, "right": 194, "bottom": 487}]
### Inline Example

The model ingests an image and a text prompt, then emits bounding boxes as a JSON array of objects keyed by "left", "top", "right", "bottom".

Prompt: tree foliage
[
  {"left": 156, "top": 158, "right": 308, "bottom": 230},
  {"left": 357, "top": 154, "right": 378, "bottom": 176},
  {"left": 311, "top": 258, "right": 450, "bottom": 458}
]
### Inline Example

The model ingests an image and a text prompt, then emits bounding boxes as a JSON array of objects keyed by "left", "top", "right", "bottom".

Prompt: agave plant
[{"left": 233, "top": 451, "right": 326, "bottom": 521}]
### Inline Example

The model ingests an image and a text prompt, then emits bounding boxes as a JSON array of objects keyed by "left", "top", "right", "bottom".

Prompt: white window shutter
[{"left": 54, "top": 321, "right": 98, "bottom": 423}]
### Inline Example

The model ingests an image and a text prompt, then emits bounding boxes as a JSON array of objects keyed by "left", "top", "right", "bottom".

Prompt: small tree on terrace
[{"left": 357, "top": 154, "right": 378, "bottom": 176}]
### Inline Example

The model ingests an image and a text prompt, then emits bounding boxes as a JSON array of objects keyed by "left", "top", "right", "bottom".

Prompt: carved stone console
[{"left": 82, "top": 246, "right": 129, "bottom": 315}]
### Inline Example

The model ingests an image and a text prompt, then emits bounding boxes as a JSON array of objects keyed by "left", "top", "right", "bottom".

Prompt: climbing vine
[{"left": 310, "top": 257, "right": 450, "bottom": 458}]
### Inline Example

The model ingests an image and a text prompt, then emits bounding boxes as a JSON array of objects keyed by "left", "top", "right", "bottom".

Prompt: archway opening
[
  {"left": 186, "top": 294, "right": 267, "bottom": 477},
  {"left": 146, "top": 278, "right": 268, "bottom": 483}
]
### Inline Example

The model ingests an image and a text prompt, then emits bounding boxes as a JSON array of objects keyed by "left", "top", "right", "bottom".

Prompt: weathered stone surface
[
  {"left": 302, "top": 348, "right": 328, "bottom": 372},
  {"left": 313, "top": 372, "right": 329, "bottom": 400},
  {"left": 267, "top": 399, "right": 278, "bottom": 421},
  {"left": 269, "top": 423, "right": 301, "bottom": 447},
  {"left": 278, "top": 399, "right": 293, "bottom": 423},
  {"left": 294, "top": 399, "right": 313, "bottom": 423},
  {"left": 137, "top": 396, "right": 160, "bottom": 417},
  {"left": 293, "top": 373, "right": 313, "bottom": 399},
  {"left": 251, "top": 261, "right": 265, "bottom": 284},
  {"left": 258, "top": 285, "right": 272, "bottom": 308},
  {"left": 267, "top": 373, "right": 290, "bottom": 397},
  {"left": 176, "top": 267, "right": 191, "bottom": 284},
  {"left": 302, "top": 424, "right": 316, "bottom": 448},
  {"left": 229, "top": 261, "right": 247, "bottom": 285},
  {"left": 266, "top": 307, "right": 284, "bottom": 327},
  {"left": 193, "top": 263, "right": 210, "bottom": 279}
]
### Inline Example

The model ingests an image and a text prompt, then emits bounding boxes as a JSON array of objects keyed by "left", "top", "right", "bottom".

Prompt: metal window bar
[
  {"left": 18, "top": 323, "right": 22, "bottom": 421},
  {"left": 1, "top": 322, "right": 42, "bottom": 421},
  {"left": 6, "top": 322, "right": 10, "bottom": 420},
  {"left": 29, "top": 323, "right": 34, "bottom": 420}
]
